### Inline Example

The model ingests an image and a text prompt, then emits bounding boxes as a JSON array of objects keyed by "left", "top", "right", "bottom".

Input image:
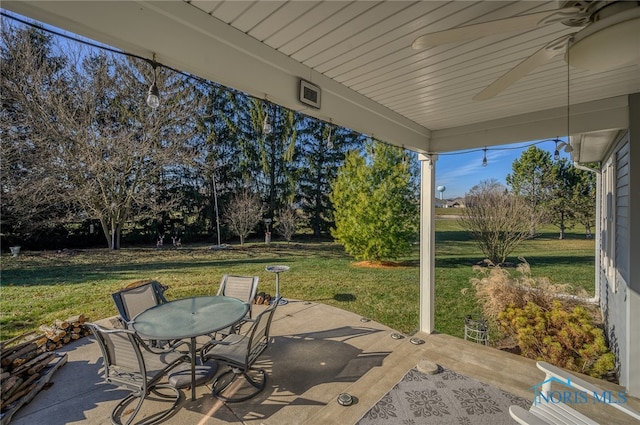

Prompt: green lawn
[{"left": 0, "top": 218, "right": 595, "bottom": 341}]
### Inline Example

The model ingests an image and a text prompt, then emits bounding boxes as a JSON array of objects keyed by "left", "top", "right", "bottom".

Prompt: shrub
[
  {"left": 498, "top": 301, "right": 615, "bottom": 378},
  {"left": 458, "top": 179, "right": 540, "bottom": 264},
  {"left": 330, "top": 142, "right": 418, "bottom": 261}
]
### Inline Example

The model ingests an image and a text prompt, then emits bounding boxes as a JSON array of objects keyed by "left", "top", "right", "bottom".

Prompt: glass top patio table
[
  {"left": 131, "top": 296, "right": 249, "bottom": 400},
  {"left": 131, "top": 295, "right": 248, "bottom": 340}
]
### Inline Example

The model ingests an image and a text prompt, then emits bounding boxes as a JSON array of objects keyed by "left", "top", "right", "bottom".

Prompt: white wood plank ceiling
[
  {"left": 185, "top": 0, "right": 640, "bottom": 157},
  {"left": 3, "top": 0, "right": 640, "bottom": 159}
]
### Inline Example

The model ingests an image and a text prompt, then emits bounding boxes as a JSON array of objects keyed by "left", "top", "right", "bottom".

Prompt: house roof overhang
[{"left": 3, "top": 1, "right": 639, "bottom": 160}]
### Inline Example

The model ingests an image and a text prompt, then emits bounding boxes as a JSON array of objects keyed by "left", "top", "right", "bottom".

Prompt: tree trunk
[
  {"left": 100, "top": 219, "right": 111, "bottom": 249},
  {"left": 585, "top": 223, "right": 592, "bottom": 238},
  {"left": 114, "top": 223, "right": 121, "bottom": 250}
]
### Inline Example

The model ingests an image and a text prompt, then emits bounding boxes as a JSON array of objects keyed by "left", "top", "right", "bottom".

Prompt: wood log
[
  {"left": 34, "top": 336, "right": 49, "bottom": 348},
  {"left": 1, "top": 382, "right": 37, "bottom": 411},
  {"left": 0, "top": 353, "right": 67, "bottom": 423},
  {"left": 0, "top": 372, "right": 10, "bottom": 381},
  {"left": 11, "top": 346, "right": 44, "bottom": 367},
  {"left": 0, "top": 376, "right": 21, "bottom": 399},
  {"left": 45, "top": 342, "right": 57, "bottom": 352},
  {"left": 1, "top": 378, "right": 23, "bottom": 403},
  {"left": 27, "top": 353, "right": 55, "bottom": 375},
  {"left": 0, "top": 332, "right": 35, "bottom": 351},
  {"left": 38, "top": 325, "right": 66, "bottom": 340},
  {"left": 0, "top": 343, "right": 36, "bottom": 367},
  {"left": 53, "top": 319, "right": 69, "bottom": 329},
  {"left": 11, "top": 352, "right": 52, "bottom": 376},
  {"left": 65, "top": 314, "right": 85, "bottom": 325},
  {"left": 1, "top": 339, "right": 36, "bottom": 360},
  {"left": 10, "top": 373, "right": 39, "bottom": 396},
  {"left": 70, "top": 333, "right": 80, "bottom": 340}
]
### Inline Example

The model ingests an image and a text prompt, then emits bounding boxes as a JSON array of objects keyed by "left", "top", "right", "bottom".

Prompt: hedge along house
[{"left": 4, "top": 1, "right": 639, "bottom": 396}]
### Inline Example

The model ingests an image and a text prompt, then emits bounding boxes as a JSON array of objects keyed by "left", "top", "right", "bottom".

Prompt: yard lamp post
[
  {"left": 212, "top": 171, "right": 221, "bottom": 247},
  {"left": 264, "top": 218, "right": 272, "bottom": 245}
]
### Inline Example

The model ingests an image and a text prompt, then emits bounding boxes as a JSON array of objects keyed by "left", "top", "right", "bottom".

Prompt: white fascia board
[
  {"left": 4, "top": 0, "right": 430, "bottom": 152},
  {"left": 429, "top": 95, "right": 629, "bottom": 153}
]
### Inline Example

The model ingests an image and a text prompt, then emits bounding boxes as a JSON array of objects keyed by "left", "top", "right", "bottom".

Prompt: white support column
[{"left": 419, "top": 153, "right": 437, "bottom": 334}]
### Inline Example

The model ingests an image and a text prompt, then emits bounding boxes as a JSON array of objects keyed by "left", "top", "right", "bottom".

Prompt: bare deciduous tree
[
  {"left": 223, "top": 190, "right": 264, "bottom": 245},
  {"left": 458, "top": 179, "right": 540, "bottom": 265},
  {"left": 1, "top": 22, "right": 204, "bottom": 249},
  {"left": 275, "top": 207, "right": 298, "bottom": 242},
  {"left": 1, "top": 24, "right": 74, "bottom": 238}
]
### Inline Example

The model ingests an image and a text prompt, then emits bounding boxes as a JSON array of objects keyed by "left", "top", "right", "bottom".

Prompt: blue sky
[{"left": 435, "top": 138, "right": 570, "bottom": 199}]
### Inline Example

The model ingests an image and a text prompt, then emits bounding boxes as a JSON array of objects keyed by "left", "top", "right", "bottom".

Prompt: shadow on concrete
[{"left": 184, "top": 325, "right": 389, "bottom": 422}]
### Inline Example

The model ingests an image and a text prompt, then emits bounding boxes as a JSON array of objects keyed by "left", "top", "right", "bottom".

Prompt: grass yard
[{"left": 0, "top": 217, "right": 595, "bottom": 341}]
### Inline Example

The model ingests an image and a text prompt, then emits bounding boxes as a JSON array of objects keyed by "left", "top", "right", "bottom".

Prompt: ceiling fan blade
[
  {"left": 412, "top": 7, "right": 579, "bottom": 49},
  {"left": 473, "top": 35, "right": 571, "bottom": 101}
]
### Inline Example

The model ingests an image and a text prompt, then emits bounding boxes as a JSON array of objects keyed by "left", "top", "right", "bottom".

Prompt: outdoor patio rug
[{"left": 356, "top": 366, "right": 532, "bottom": 425}]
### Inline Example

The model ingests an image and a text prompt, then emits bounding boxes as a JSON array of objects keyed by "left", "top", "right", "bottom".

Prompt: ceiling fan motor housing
[{"left": 565, "top": 1, "right": 640, "bottom": 71}]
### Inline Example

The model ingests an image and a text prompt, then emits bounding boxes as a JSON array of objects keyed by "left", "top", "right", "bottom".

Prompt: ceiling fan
[{"left": 412, "top": 1, "right": 640, "bottom": 100}]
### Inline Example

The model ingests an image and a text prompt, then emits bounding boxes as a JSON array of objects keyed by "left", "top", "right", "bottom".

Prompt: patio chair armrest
[
  {"left": 199, "top": 335, "right": 244, "bottom": 363},
  {"left": 91, "top": 323, "right": 137, "bottom": 335}
]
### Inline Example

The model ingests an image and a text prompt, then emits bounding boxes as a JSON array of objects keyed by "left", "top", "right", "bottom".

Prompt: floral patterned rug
[{"left": 356, "top": 367, "right": 532, "bottom": 425}]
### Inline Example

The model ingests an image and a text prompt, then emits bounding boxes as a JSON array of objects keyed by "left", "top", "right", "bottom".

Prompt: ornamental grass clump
[
  {"left": 467, "top": 259, "right": 580, "bottom": 321},
  {"left": 466, "top": 260, "right": 614, "bottom": 379}
]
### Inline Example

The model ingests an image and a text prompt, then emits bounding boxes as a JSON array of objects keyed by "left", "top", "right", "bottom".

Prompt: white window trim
[{"left": 602, "top": 157, "right": 617, "bottom": 292}]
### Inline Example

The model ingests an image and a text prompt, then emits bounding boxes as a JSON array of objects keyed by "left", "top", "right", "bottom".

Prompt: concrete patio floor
[{"left": 9, "top": 300, "right": 640, "bottom": 425}]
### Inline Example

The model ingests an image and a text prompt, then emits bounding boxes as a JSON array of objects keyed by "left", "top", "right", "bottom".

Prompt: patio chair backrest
[
  {"left": 86, "top": 323, "right": 149, "bottom": 391},
  {"left": 86, "top": 322, "right": 188, "bottom": 424},
  {"left": 112, "top": 280, "right": 168, "bottom": 323},
  {"left": 200, "top": 302, "right": 278, "bottom": 402},
  {"left": 245, "top": 303, "right": 277, "bottom": 366},
  {"left": 216, "top": 275, "right": 259, "bottom": 316}
]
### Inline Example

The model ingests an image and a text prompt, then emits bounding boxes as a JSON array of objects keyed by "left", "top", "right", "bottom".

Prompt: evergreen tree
[
  {"left": 193, "top": 83, "right": 245, "bottom": 242},
  {"left": 572, "top": 165, "right": 597, "bottom": 238},
  {"left": 547, "top": 159, "right": 578, "bottom": 239},
  {"left": 506, "top": 146, "right": 554, "bottom": 236},
  {"left": 330, "top": 141, "right": 418, "bottom": 261},
  {"left": 297, "top": 117, "right": 364, "bottom": 236},
  {"left": 229, "top": 97, "right": 299, "bottom": 220}
]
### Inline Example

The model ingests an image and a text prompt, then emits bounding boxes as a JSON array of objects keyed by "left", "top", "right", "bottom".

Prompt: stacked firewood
[
  {"left": 0, "top": 314, "right": 89, "bottom": 424},
  {"left": 253, "top": 292, "right": 272, "bottom": 305},
  {"left": 37, "top": 314, "right": 90, "bottom": 351}
]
